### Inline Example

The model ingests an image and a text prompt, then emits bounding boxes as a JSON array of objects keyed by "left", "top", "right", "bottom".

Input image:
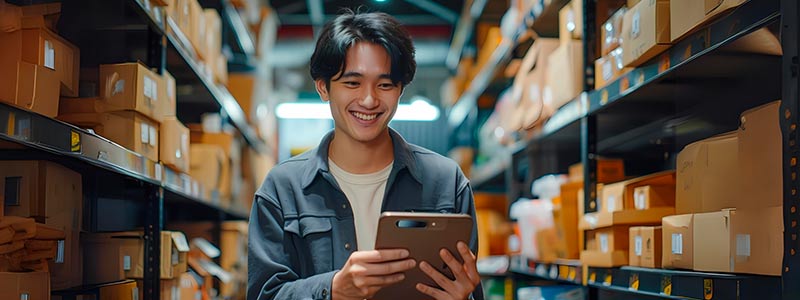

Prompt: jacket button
[
  {"left": 342, "top": 204, "right": 347, "bottom": 209},
  {"left": 344, "top": 243, "right": 351, "bottom": 250},
  {"left": 322, "top": 288, "right": 328, "bottom": 298}
]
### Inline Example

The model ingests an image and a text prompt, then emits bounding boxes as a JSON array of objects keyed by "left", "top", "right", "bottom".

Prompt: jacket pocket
[{"left": 284, "top": 216, "right": 333, "bottom": 274}]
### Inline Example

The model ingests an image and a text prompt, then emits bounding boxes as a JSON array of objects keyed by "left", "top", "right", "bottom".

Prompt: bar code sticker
[
  {"left": 672, "top": 233, "right": 683, "bottom": 254},
  {"left": 44, "top": 40, "right": 55, "bottom": 70},
  {"left": 141, "top": 123, "right": 149, "bottom": 144},
  {"left": 736, "top": 234, "right": 751, "bottom": 257},
  {"left": 149, "top": 125, "right": 157, "bottom": 146},
  {"left": 635, "top": 236, "right": 643, "bottom": 256},
  {"left": 599, "top": 233, "right": 610, "bottom": 253},
  {"left": 631, "top": 10, "right": 641, "bottom": 39},
  {"left": 144, "top": 76, "right": 158, "bottom": 101},
  {"left": 123, "top": 255, "right": 131, "bottom": 271}
]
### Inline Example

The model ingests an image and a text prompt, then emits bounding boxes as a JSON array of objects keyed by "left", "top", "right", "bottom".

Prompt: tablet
[{"left": 372, "top": 212, "right": 473, "bottom": 300}]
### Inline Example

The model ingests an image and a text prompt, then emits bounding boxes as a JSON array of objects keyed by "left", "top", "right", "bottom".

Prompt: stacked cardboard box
[
  {"left": 83, "top": 231, "right": 189, "bottom": 285},
  {"left": 0, "top": 216, "right": 66, "bottom": 300},
  {"left": 558, "top": 0, "right": 583, "bottom": 46},
  {"left": 0, "top": 2, "right": 79, "bottom": 117},
  {"left": 220, "top": 221, "right": 248, "bottom": 298},
  {"left": 662, "top": 100, "right": 783, "bottom": 276},
  {"left": 622, "top": 0, "right": 671, "bottom": 67},
  {"left": 164, "top": 0, "right": 228, "bottom": 84},
  {"left": 670, "top": 0, "right": 747, "bottom": 42},
  {"left": 595, "top": 7, "right": 631, "bottom": 88},
  {"left": 0, "top": 161, "right": 83, "bottom": 290}
]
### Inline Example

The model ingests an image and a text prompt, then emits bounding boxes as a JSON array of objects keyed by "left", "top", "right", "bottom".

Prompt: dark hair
[{"left": 309, "top": 10, "right": 416, "bottom": 88}]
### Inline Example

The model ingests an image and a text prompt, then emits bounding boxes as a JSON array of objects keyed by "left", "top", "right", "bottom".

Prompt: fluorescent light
[{"left": 276, "top": 99, "right": 440, "bottom": 121}]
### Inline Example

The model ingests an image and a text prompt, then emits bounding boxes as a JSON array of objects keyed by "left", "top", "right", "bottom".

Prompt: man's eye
[
  {"left": 343, "top": 81, "right": 359, "bottom": 87},
  {"left": 379, "top": 83, "right": 396, "bottom": 89}
]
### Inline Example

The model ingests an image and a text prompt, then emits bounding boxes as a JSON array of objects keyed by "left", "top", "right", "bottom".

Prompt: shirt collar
[{"left": 301, "top": 128, "right": 422, "bottom": 189}]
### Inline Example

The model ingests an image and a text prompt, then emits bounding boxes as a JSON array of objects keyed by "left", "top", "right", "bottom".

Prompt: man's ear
[{"left": 315, "top": 79, "right": 330, "bottom": 102}]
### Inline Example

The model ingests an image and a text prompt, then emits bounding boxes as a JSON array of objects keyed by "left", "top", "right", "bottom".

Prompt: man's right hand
[{"left": 332, "top": 249, "right": 417, "bottom": 300}]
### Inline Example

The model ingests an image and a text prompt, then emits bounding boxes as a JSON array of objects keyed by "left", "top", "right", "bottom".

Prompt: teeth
[{"left": 353, "top": 112, "right": 377, "bottom": 121}]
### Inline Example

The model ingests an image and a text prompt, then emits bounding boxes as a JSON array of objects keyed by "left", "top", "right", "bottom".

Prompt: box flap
[
  {"left": 704, "top": 0, "right": 723, "bottom": 14},
  {"left": 171, "top": 231, "right": 190, "bottom": 252},
  {"left": 191, "top": 238, "right": 220, "bottom": 258}
]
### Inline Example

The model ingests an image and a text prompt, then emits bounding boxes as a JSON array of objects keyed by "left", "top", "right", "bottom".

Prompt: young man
[{"left": 248, "top": 11, "right": 483, "bottom": 300}]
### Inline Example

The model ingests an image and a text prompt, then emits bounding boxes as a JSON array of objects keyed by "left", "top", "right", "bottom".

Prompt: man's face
[{"left": 315, "top": 42, "right": 403, "bottom": 144}]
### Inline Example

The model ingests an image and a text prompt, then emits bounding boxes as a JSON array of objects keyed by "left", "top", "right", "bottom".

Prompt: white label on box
[
  {"left": 132, "top": 286, "right": 139, "bottom": 300},
  {"left": 172, "top": 286, "right": 179, "bottom": 300},
  {"left": 599, "top": 233, "right": 609, "bottom": 253},
  {"left": 635, "top": 190, "right": 646, "bottom": 210},
  {"left": 635, "top": 236, "right": 643, "bottom": 256},
  {"left": 141, "top": 123, "right": 149, "bottom": 144},
  {"left": 20, "top": 293, "right": 29, "bottom": 300},
  {"left": 566, "top": 10, "right": 576, "bottom": 33},
  {"left": 632, "top": 10, "right": 641, "bottom": 39},
  {"left": 55, "top": 240, "right": 65, "bottom": 263},
  {"left": 114, "top": 79, "right": 126, "bottom": 96},
  {"left": 44, "top": 40, "right": 55, "bottom": 70},
  {"left": 736, "top": 234, "right": 751, "bottom": 257},
  {"left": 155, "top": 163, "right": 163, "bottom": 181},
  {"left": 144, "top": 76, "right": 158, "bottom": 101},
  {"left": 672, "top": 233, "right": 683, "bottom": 254},
  {"left": 123, "top": 255, "right": 132, "bottom": 271},
  {"left": 606, "top": 195, "right": 616, "bottom": 212},
  {"left": 603, "top": 60, "right": 613, "bottom": 81},
  {"left": 149, "top": 125, "right": 157, "bottom": 146},
  {"left": 172, "top": 247, "right": 179, "bottom": 265}
]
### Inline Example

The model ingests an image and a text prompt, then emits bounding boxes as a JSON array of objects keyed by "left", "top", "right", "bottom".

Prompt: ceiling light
[{"left": 276, "top": 98, "right": 440, "bottom": 121}]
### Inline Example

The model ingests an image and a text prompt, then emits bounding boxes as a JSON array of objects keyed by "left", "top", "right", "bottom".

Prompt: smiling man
[{"left": 248, "top": 11, "right": 483, "bottom": 300}]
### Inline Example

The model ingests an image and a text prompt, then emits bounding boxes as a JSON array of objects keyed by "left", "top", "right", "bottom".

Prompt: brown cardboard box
[
  {"left": 586, "top": 226, "right": 630, "bottom": 253},
  {"left": 579, "top": 171, "right": 676, "bottom": 229},
  {"left": 83, "top": 231, "right": 189, "bottom": 284},
  {"left": 594, "top": 47, "right": 631, "bottom": 89},
  {"left": 581, "top": 207, "right": 674, "bottom": 230},
  {"left": 676, "top": 132, "right": 738, "bottom": 214},
  {"left": 0, "top": 61, "right": 60, "bottom": 117},
  {"left": 515, "top": 38, "right": 559, "bottom": 130},
  {"left": 568, "top": 159, "right": 625, "bottom": 183},
  {"left": 601, "top": 7, "right": 626, "bottom": 56},
  {"left": 629, "top": 226, "right": 662, "bottom": 268},
  {"left": 0, "top": 160, "right": 83, "bottom": 290},
  {"left": 192, "top": 132, "right": 235, "bottom": 161},
  {"left": 738, "top": 101, "right": 781, "bottom": 210},
  {"left": 161, "top": 117, "right": 191, "bottom": 173},
  {"left": 162, "top": 70, "right": 177, "bottom": 118},
  {"left": 693, "top": 209, "right": 734, "bottom": 273},
  {"left": 203, "top": 9, "right": 221, "bottom": 61},
  {"left": 214, "top": 54, "right": 228, "bottom": 86},
  {"left": 190, "top": 144, "right": 230, "bottom": 202},
  {"left": 580, "top": 250, "right": 628, "bottom": 267},
  {"left": 731, "top": 206, "right": 783, "bottom": 276},
  {"left": 228, "top": 73, "right": 255, "bottom": 121},
  {"left": 628, "top": 0, "right": 641, "bottom": 6},
  {"left": 544, "top": 40, "right": 583, "bottom": 110},
  {"left": 605, "top": 171, "right": 674, "bottom": 212},
  {"left": 633, "top": 185, "right": 675, "bottom": 210},
  {"left": 188, "top": 0, "right": 206, "bottom": 60},
  {"left": 622, "top": 0, "right": 670, "bottom": 67},
  {"left": 558, "top": 0, "right": 583, "bottom": 45},
  {"left": 555, "top": 181, "right": 582, "bottom": 259},
  {"left": 220, "top": 221, "right": 247, "bottom": 297},
  {"left": 99, "top": 62, "right": 167, "bottom": 122},
  {"left": 179, "top": 272, "right": 201, "bottom": 300},
  {"left": 0, "top": 27, "right": 79, "bottom": 98},
  {"left": 670, "top": 0, "right": 747, "bottom": 42},
  {"left": 0, "top": 271, "right": 49, "bottom": 300},
  {"left": 93, "top": 280, "right": 139, "bottom": 300},
  {"left": 600, "top": 180, "right": 625, "bottom": 213},
  {"left": 58, "top": 111, "right": 160, "bottom": 162},
  {"left": 662, "top": 214, "right": 693, "bottom": 269}
]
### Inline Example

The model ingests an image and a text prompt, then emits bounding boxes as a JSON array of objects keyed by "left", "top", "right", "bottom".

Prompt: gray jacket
[{"left": 248, "top": 129, "right": 483, "bottom": 300}]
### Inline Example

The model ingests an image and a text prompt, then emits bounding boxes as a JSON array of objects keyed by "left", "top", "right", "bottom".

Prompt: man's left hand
[{"left": 416, "top": 241, "right": 480, "bottom": 300}]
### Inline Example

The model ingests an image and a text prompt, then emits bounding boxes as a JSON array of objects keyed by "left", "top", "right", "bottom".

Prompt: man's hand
[
  {"left": 332, "top": 249, "right": 417, "bottom": 300},
  {"left": 416, "top": 242, "right": 480, "bottom": 300}
]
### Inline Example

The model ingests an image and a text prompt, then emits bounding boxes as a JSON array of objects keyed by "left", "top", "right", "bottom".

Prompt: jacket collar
[{"left": 301, "top": 128, "right": 422, "bottom": 189}]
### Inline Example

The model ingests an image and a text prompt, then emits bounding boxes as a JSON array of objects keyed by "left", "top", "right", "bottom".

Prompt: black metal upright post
[
  {"left": 581, "top": 0, "right": 599, "bottom": 215},
  {"left": 147, "top": 24, "right": 167, "bottom": 75},
  {"left": 781, "top": 0, "right": 800, "bottom": 299},
  {"left": 144, "top": 184, "right": 164, "bottom": 300},
  {"left": 583, "top": 0, "right": 597, "bottom": 92}
]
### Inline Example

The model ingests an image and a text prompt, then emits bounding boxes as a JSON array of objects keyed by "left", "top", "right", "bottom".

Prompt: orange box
[
  {"left": 0, "top": 61, "right": 60, "bottom": 117},
  {"left": 676, "top": 132, "right": 739, "bottom": 214},
  {"left": 594, "top": 47, "right": 631, "bottom": 89},
  {"left": 162, "top": 70, "right": 177, "bottom": 118},
  {"left": 671, "top": 0, "right": 747, "bottom": 42},
  {"left": 58, "top": 111, "right": 160, "bottom": 162},
  {"left": 622, "top": 0, "right": 671, "bottom": 67},
  {"left": 633, "top": 185, "right": 675, "bottom": 210},
  {"left": 0, "top": 27, "right": 79, "bottom": 97},
  {"left": 662, "top": 214, "right": 693, "bottom": 269},
  {"left": 568, "top": 159, "right": 625, "bottom": 183},
  {"left": 160, "top": 117, "right": 191, "bottom": 173},
  {"left": 228, "top": 73, "right": 256, "bottom": 121},
  {"left": 190, "top": 144, "right": 230, "bottom": 202},
  {"left": 99, "top": 62, "right": 167, "bottom": 122},
  {"left": 0, "top": 271, "right": 50, "bottom": 300},
  {"left": 601, "top": 7, "right": 626, "bottom": 56},
  {"left": 629, "top": 226, "right": 662, "bottom": 268},
  {"left": 83, "top": 231, "right": 189, "bottom": 285}
]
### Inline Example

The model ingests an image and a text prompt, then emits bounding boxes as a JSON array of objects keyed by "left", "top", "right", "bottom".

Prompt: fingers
[
  {"left": 457, "top": 242, "right": 481, "bottom": 286},
  {"left": 355, "top": 273, "right": 406, "bottom": 287},
  {"left": 440, "top": 248, "right": 469, "bottom": 283},
  {"left": 416, "top": 283, "right": 449, "bottom": 300},
  {"left": 370, "top": 258, "right": 417, "bottom": 276},
  {"left": 419, "top": 261, "right": 457, "bottom": 292},
  {"left": 355, "top": 249, "right": 410, "bottom": 263}
]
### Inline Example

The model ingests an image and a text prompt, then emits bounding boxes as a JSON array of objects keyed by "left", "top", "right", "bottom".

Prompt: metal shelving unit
[{"left": 509, "top": 255, "right": 583, "bottom": 286}]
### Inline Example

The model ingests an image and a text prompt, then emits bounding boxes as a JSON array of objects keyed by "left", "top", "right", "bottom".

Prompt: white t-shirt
[{"left": 329, "top": 159, "right": 392, "bottom": 251}]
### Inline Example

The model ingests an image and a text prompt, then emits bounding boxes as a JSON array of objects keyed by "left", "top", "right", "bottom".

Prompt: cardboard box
[
  {"left": 662, "top": 214, "right": 693, "bottom": 269},
  {"left": 188, "top": 0, "right": 206, "bottom": 60},
  {"left": 203, "top": 9, "right": 221, "bottom": 60},
  {"left": 99, "top": 62, "right": 167, "bottom": 122},
  {"left": 670, "top": 0, "right": 747, "bottom": 42},
  {"left": 731, "top": 206, "right": 783, "bottom": 276},
  {"left": 693, "top": 209, "right": 734, "bottom": 273},
  {"left": 162, "top": 70, "right": 177, "bottom": 118},
  {"left": 544, "top": 40, "right": 583, "bottom": 111},
  {"left": 676, "top": 132, "right": 739, "bottom": 214},
  {"left": 161, "top": 117, "right": 191, "bottom": 173},
  {"left": 581, "top": 207, "right": 674, "bottom": 230},
  {"left": 633, "top": 185, "right": 675, "bottom": 210},
  {"left": 0, "top": 27, "right": 79, "bottom": 98},
  {"left": 228, "top": 73, "right": 255, "bottom": 121},
  {"left": 738, "top": 101, "right": 781, "bottom": 210},
  {"left": 629, "top": 226, "right": 662, "bottom": 268},
  {"left": 580, "top": 250, "right": 628, "bottom": 267},
  {"left": 220, "top": 221, "right": 247, "bottom": 297},
  {"left": 594, "top": 47, "right": 631, "bottom": 89},
  {"left": 192, "top": 131, "right": 235, "bottom": 160},
  {"left": 586, "top": 226, "right": 630, "bottom": 253},
  {"left": 92, "top": 280, "right": 139, "bottom": 300},
  {"left": 516, "top": 38, "right": 559, "bottom": 129},
  {"left": 0, "top": 160, "right": 83, "bottom": 290},
  {"left": 190, "top": 144, "right": 230, "bottom": 202},
  {"left": 622, "top": 0, "right": 671, "bottom": 67},
  {"left": 601, "top": 7, "right": 627, "bottom": 56},
  {"left": 607, "top": 171, "right": 674, "bottom": 212},
  {"left": 137, "top": 278, "right": 180, "bottom": 300},
  {"left": 179, "top": 271, "right": 202, "bottom": 300},
  {"left": 555, "top": 181, "right": 582, "bottom": 259},
  {"left": 0, "top": 61, "right": 60, "bottom": 117},
  {"left": 83, "top": 231, "right": 189, "bottom": 285},
  {"left": 214, "top": 54, "right": 228, "bottom": 86},
  {"left": 58, "top": 111, "right": 160, "bottom": 162},
  {"left": 568, "top": 159, "right": 625, "bottom": 183},
  {"left": 559, "top": 0, "right": 583, "bottom": 45},
  {"left": 0, "top": 271, "right": 50, "bottom": 300}
]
